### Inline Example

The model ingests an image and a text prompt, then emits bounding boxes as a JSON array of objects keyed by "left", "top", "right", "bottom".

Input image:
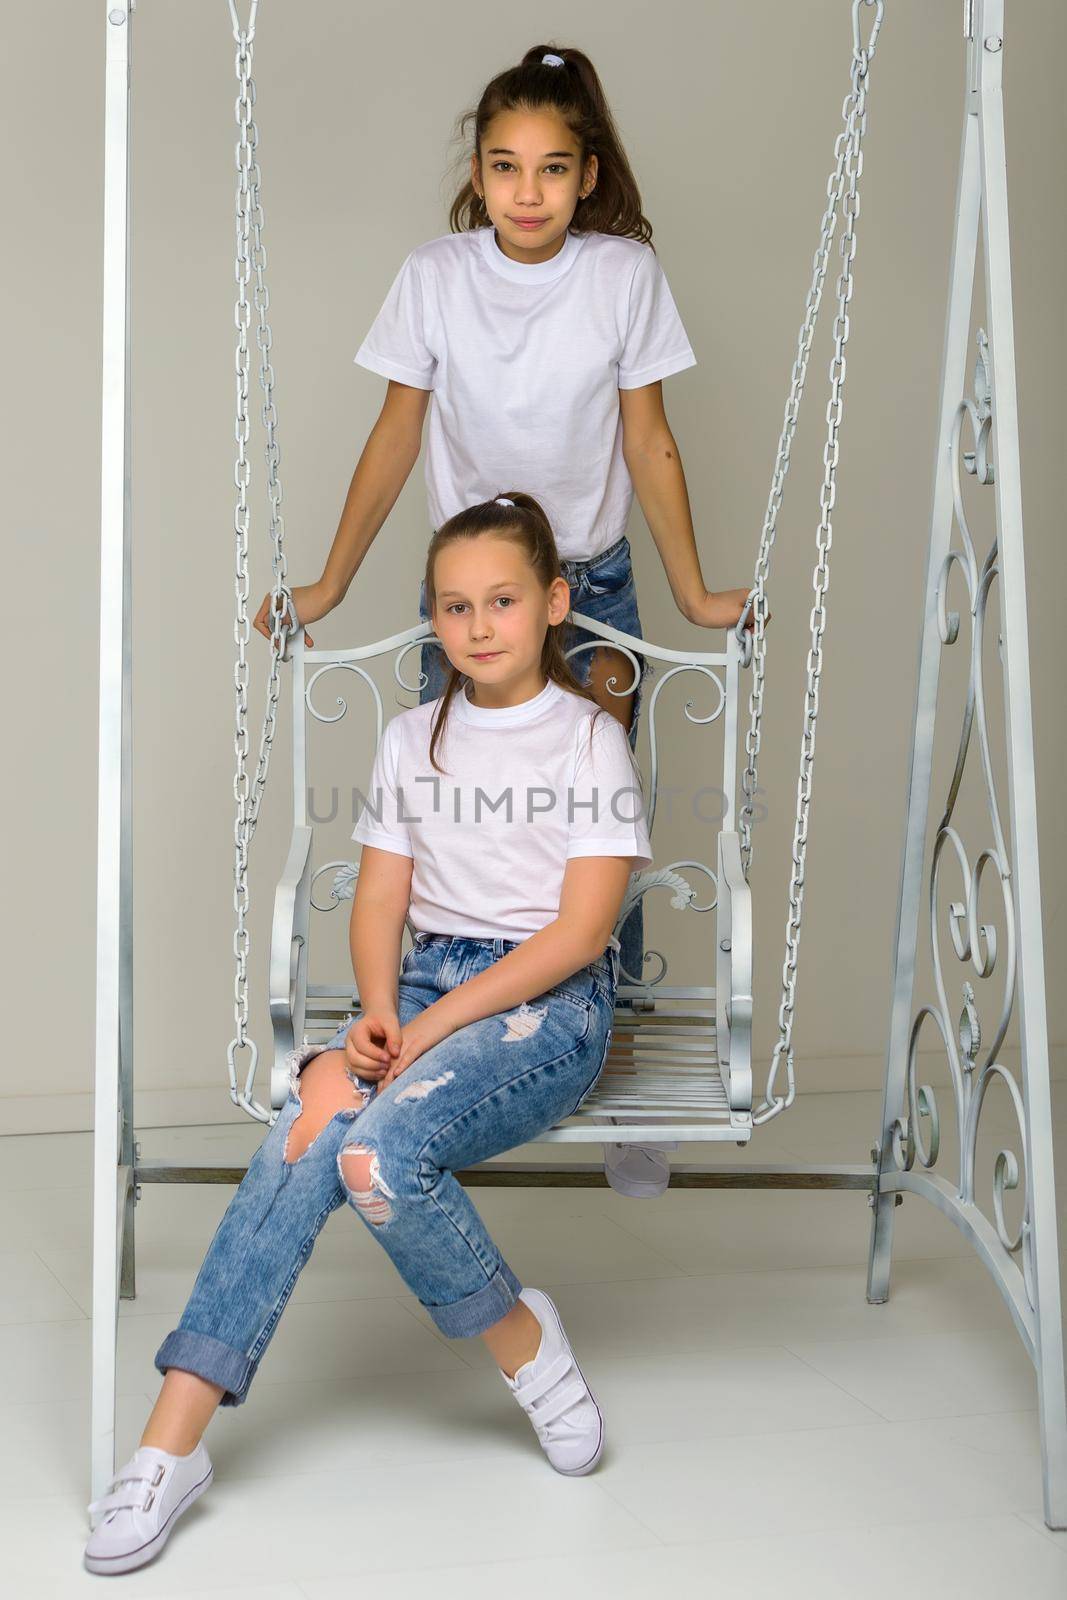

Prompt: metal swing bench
[
  {"left": 92, "top": 0, "right": 1067, "bottom": 1531},
  {"left": 268, "top": 617, "right": 754, "bottom": 1148}
]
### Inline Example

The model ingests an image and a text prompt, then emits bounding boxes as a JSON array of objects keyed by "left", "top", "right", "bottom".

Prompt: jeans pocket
[
  {"left": 592, "top": 948, "right": 620, "bottom": 1007},
  {"left": 545, "top": 966, "right": 598, "bottom": 1012},
  {"left": 581, "top": 542, "right": 633, "bottom": 599}
]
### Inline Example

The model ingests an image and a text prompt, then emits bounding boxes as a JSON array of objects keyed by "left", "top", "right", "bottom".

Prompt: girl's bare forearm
[
  {"left": 350, "top": 893, "right": 404, "bottom": 1016},
  {"left": 320, "top": 415, "right": 423, "bottom": 605},
  {"left": 625, "top": 437, "right": 710, "bottom": 623}
]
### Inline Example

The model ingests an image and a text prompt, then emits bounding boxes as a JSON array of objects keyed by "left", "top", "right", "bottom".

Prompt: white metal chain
[
  {"left": 739, "top": 0, "right": 883, "bottom": 1124},
  {"left": 227, "top": 0, "right": 296, "bottom": 1123}
]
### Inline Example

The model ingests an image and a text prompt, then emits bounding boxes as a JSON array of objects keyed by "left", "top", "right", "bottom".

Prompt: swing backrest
[{"left": 269, "top": 611, "right": 746, "bottom": 1107}]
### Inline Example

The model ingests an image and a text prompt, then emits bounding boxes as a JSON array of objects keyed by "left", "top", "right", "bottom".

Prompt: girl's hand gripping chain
[{"left": 686, "top": 586, "right": 770, "bottom": 632}]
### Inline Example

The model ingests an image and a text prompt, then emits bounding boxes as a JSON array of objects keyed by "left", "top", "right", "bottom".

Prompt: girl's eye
[
  {"left": 491, "top": 162, "right": 569, "bottom": 176},
  {"left": 445, "top": 597, "right": 514, "bottom": 615}
]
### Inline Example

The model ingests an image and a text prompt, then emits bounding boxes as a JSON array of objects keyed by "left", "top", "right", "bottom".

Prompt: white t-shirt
[
  {"left": 351, "top": 677, "right": 653, "bottom": 948},
  {"left": 353, "top": 228, "right": 697, "bottom": 562}
]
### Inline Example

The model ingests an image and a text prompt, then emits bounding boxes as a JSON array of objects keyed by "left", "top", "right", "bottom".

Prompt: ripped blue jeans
[{"left": 155, "top": 933, "right": 619, "bottom": 1405}]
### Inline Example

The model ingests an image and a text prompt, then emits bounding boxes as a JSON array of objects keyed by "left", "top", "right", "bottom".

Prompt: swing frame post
[
  {"left": 88, "top": 0, "right": 1066, "bottom": 1528},
  {"left": 91, "top": 0, "right": 136, "bottom": 1506},
  {"left": 867, "top": 0, "right": 1066, "bottom": 1527}
]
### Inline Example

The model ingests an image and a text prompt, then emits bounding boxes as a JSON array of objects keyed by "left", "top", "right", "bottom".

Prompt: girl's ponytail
[{"left": 448, "top": 44, "right": 653, "bottom": 247}]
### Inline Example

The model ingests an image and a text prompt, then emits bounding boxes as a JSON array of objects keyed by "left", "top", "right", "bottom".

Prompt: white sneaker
[
  {"left": 500, "top": 1287, "right": 604, "bottom": 1475},
  {"left": 84, "top": 1442, "right": 213, "bottom": 1575},
  {"left": 604, "top": 1140, "right": 675, "bottom": 1198}
]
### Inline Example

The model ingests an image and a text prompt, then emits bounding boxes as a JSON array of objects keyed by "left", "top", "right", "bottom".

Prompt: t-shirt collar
[
  {"left": 476, "top": 225, "right": 585, "bottom": 285},
  {"left": 452, "top": 676, "right": 565, "bottom": 728}
]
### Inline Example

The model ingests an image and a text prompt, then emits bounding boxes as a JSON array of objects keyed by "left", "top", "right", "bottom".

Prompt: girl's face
[
  {"left": 472, "top": 108, "right": 597, "bottom": 263},
  {"left": 430, "top": 534, "right": 571, "bottom": 705}
]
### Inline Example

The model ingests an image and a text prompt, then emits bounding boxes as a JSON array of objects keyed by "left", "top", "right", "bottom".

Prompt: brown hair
[
  {"left": 422, "top": 491, "right": 609, "bottom": 774},
  {"left": 447, "top": 44, "right": 653, "bottom": 247}
]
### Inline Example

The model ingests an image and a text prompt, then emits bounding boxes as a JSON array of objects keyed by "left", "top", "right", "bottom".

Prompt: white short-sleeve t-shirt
[
  {"left": 351, "top": 677, "right": 653, "bottom": 948},
  {"left": 353, "top": 228, "right": 696, "bottom": 562}
]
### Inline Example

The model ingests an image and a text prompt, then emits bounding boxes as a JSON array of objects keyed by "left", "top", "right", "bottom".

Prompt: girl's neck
[
  {"left": 462, "top": 669, "right": 552, "bottom": 713},
  {"left": 491, "top": 223, "right": 569, "bottom": 269}
]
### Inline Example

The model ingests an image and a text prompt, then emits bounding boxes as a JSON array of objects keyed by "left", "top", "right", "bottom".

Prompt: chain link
[
  {"left": 739, "top": 1, "right": 882, "bottom": 1124},
  {"left": 228, "top": 4, "right": 295, "bottom": 1123}
]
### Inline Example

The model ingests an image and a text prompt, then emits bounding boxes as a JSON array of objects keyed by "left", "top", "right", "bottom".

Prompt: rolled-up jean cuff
[
  {"left": 155, "top": 1328, "right": 256, "bottom": 1408},
  {"left": 424, "top": 1258, "right": 524, "bottom": 1339}
]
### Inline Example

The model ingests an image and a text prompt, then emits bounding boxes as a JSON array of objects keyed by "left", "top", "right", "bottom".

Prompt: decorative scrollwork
[
  {"left": 394, "top": 635, "right": 439, "bottom": 696},
  {"left": 305, "top": 661, "right": 384, "bottom": 732},
  {"left": 563, "top": 637, "right": 643, "bottom": 699},
  {"left": 896, "top": 329, "right": 1032, "bottom": 1305},
  {"left": 563, "top": 640, "right": 727, "bottom": 841},
  {"left": 612, "top": 862, "right": 715, "bottom": 988},
  {"left": 305, "top": 632, "right": 446, "bottom": 720},
  {"left": 891, "top": 1003, "right": 946, "bottom": 1173},
  {"left": 310, "top": 859, "right": 359, "bottom": 912},
  {"left": 645, "top": 665, "right": 726, "bottom": 836},
  {"left": 559, "top": 639, "right": 725, "bottom": 990},
  {"left": 958, "top": 980, "right": 981, "bottom": 1069},
  {"left": 890, "top": 1083, "right": 940, "bottom": 1173}
]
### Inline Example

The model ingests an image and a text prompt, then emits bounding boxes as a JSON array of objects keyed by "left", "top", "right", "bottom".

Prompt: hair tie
[
  {"left": 541, "top": 52, "right": 565, "bottom": 67},
  {"left": 494, "top": 496, "right": 516, "bottom": 508}
]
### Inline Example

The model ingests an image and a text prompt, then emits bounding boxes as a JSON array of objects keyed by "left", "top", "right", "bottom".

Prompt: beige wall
[{"left": 4, "top": 1, "right": 1064, "bottom": 1132}]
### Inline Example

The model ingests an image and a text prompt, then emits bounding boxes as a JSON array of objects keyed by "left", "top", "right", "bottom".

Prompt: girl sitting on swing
[{"left": 84, "top": 491, "right": 653, "bottom": 1576}]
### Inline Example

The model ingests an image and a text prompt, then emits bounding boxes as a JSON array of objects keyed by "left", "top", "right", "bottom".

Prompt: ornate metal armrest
[
  {"left": 716, "top": 830, "right": 753, "bottom": 1112},
  {"left": 611, "top": 865, "right": 703, "bottom": 1003},
  {"left": 268, "top": 824, "right": 313, "bottom": 1109}
]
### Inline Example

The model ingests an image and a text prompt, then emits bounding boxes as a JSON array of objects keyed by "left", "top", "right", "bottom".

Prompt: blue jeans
[
  {"left": 418, "top": 534, "right": 651, "bottom": 992},
  {"left": 155, "top": 934, "right": 620, "bottom": 1405}
]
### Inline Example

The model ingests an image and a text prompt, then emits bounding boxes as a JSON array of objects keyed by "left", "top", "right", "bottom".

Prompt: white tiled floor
[{"left": 2, "top": 1087, "right": 1066, "bottom": 1597}]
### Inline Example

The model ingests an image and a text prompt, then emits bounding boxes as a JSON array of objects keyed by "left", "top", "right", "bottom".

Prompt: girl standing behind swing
[
  {"left": 254, "top": 42, "right": 760, "bottom": 1197},
  {"left": 85, "top": 493, "right": 652, "bottom": 1576}
]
